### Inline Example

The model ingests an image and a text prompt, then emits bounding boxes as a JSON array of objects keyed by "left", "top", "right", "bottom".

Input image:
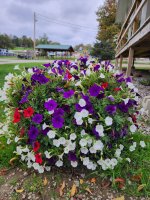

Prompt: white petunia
[
  {"left": 44, "top": 151, "right": 51, "bottom": 159},
  {"left": 86, "top": 69, "right": 91, "bottom": 76},
  {"left": 123, "top": 98, "right": 129, "bottom": 105},
  {"left": 105, "top": 117, "right": 113, "bottom": 126},
  {"left": 70, "top": 133, "right": 77, "bottom": 140},
  {"left": 130, "top": 124, "right": 137, "bottom": 133},
  {"left": 27, "top": 161, "right": 32, "bottom": 168},
  {"left": 27, "top": 68, "right": 34, "bottom": 74},
  {"left": 55, "top": 160, "right": 63, "bottom": 167},
  {"left": 59, "top": 137, "right": 66, "bottom": 145},
  {"left": 119, "top": 144, "right": 124, "bottom": 150},
  {"left": 95, "top": 124, "right": 104, "bottom": 137},
  {"left": 47, "top": 130, "right": 56, "bottom": 139},
  {"left": 127, "top": 82, "right": 135, "bottom": 89},
  {"left": 71, "top": 161, "right": 78, "bottom": 167},
  {"left": 93, "top": 140, "right": 104, "bottom": 151},
  {"left": 16, "top": 146, "right": 22, "bottom": 155},
  {"left": 76, "top": 119, "right": 83, "bottom": 125},
  {"left": 79, "top": 99, "right": 86, "bottom": 107},
  {"left": 129, "top": 145, "right": 135, "bottom": 152},
  {"left": 126, "top": 158, "right": 131, "bottom": 163},
  {"left": 127, "top": 117, "right": 133, "bottom": 122},
  {"left": 14, "top": 65, "right": 20, "bottom": 70},
  {"left": 100, "top": 73, "right": 105, "bottom": 78},
  {"left": 88, "top": 118, "right": 94, "bottom": 124},
  {"left": 53, "top": 139, "right": 61, "bottom": 147},
  {"left": 115, "top": 149, "right": 121, "bottom": 158},
  {"left": 68, "top": 142, "right": 76, "bottom": 151},
  {"left": 81, "top": 129, "right": 87, "bottom": 136},
  {"left": 87, "top": 138, "right": 93, "bottom": 146},
  {"left": 140, "top": 141, "right": 146, "bottom": 148},
  {"left": 14, "top": 136, "right": 20, "bottom": 143},
  {"left": 38, "top": 166, "right": 44, "bottom": 173},
  {"left": 89, "top": 146, "right": 97, "bottom": 153},
  {"left": 42, "top": 123, "right": 49, "bottom": 130},
  {"left": 74, "top": 112, "right": 82, "bottom": 120},
  {"left": 48, "top": 110, "right": 54, "bottom": 115},
  {"left": 79, "top": 139, "right": 88, "bottom": 147},
  {"left": 27, "top": 152, "right": 35, "bottom": 162},
  {"left": 82, "top": 157, "right": 90, "bottom": 166},
  {"left": 81, "top": 109, "right": 89, "bottom": 118},
  {"left": 75, "top": 80, "right": 82, "bottom": 87},
  {"left": 45, "top": 166, "right": 51, "bottom": 171},
  {"left": 80, "top": 147, "right": 88, "bottom": 154}
]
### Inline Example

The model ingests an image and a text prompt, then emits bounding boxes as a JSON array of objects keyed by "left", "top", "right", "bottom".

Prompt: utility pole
[{"left": 33, "top": 12, "right": 37, "bottom": 59}]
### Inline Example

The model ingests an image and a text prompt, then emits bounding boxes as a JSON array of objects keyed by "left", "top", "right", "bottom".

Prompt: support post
[
  {"left": 126, "top": 47, "right": 134, "bottom": 77},
  {"left": 115, "top": 57, "right": 119, "bottom": 69},
  {"left": 119, "top": 55, "right": 123, "bottom": 71},
  {"left": 33, "top": 12, "right": 37, "bottom": 59}
]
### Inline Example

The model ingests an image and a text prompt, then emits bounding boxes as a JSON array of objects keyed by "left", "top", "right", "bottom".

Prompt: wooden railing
[{"left": 116, "top": 0, "right": 148, "bottom": 56}]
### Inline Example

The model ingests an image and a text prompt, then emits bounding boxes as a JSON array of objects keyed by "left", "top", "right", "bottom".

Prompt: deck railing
[{"left": 116, "top": 0, "right": 149, "bottom": 56}]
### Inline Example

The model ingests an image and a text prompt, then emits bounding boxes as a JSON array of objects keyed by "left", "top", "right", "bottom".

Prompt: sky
[{"left": 0, "top": 0, "right": 104, "bottom": 45}]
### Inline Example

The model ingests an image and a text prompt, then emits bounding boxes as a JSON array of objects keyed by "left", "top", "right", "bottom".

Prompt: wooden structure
[
  {"left": 36, "top": 44, "right": 74, "bottom": 57},
  {"left": 115, "top": 0, "right": 150, "bottom": 76}
]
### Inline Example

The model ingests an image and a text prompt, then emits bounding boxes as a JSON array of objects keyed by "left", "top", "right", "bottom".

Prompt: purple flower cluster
[
  {"left": 105, "top": 105, "right": 117, "bottom": 115},
  {"left": 28, "top": 126, "right": 39, "bottom": 141},
  {"left": 44, "top": 99, "right": 57, "bottom": 111},
  {"left": 63, "top": 90, "right": 74, "bottom": 99},
  {"left": 31, "top": 73, "right": 49, "bottom": 85},
  {"left": 32, "top": 114, "right": 43, "bottom": 124},
  {"left": 89, "top": 84, "right": 104, "bottom": 97}
]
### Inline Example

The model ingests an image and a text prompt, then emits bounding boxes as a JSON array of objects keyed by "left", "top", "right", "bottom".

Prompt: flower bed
[{"left": 0, "top": 58, "right": 146, "bottom": 173}]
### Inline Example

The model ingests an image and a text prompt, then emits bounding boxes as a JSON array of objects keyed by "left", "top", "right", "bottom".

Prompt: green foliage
[
  {"left": 90, "top": 41, "right": 115, "bottom": 60},
  {"left": 140, "top": 79, "right": 150, "bottom": 86}
]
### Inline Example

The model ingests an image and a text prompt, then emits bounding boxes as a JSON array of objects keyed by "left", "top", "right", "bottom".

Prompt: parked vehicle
[{"left": 0, "top": 48, "right": 15, "bottom": 56}]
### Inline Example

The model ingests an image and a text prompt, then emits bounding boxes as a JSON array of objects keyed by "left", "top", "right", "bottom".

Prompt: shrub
[{"left": 0, "top": 59, "right": 146, "bottom": 173}]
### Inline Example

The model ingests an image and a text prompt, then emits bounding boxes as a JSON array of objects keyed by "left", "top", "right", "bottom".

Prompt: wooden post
[
  {"left": 126, "top": 47, "right": 134, "bottom": 77},
  {"left": 115, "top": 57, "right": 119, "bottom": 69},
  {"left": 119, "top": 55, "right": 123, "bottom": 71}
]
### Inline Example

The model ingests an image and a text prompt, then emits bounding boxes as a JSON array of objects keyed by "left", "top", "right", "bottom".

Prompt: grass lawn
[{"left": 0, "top": 62, "right": 44, "bottom": 88}]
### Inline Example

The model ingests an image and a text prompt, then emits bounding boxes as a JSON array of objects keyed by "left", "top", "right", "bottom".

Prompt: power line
[{"left": 36, "top": 12, "right": 98, "bottom": 32}]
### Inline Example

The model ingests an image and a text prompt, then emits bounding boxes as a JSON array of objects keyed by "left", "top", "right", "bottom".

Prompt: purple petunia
[
  {"left": 28, "top": 126, "right": 39, "bottom": 141},
  {"left": 52, "top": 115, "right": 64, "bottom": 128},
  {"left": 44, "top": 99, "right": 57, "bottom": 111},
  {"left": 117, "top": 102, "right": 129, "bottom": 113},
  {"left": 105, "top": 105, "right": 117, "bottom": 115},
  {"left": 68, "top": 152, "right": 77, "bottom": 161},
  {"left": 53, "top": 108, "right": 65, "bottom": 116},
  {"left": 43, "top": 63, "right": 51, "bottom": 68},
  {"left": 42, "top": 127, "right": 50, "bottom": 136},
  {"left": 63, "top": 90, "right": 74, "bottom": 99},
  {"left": 31, "top": 73, "right": 49, "bottom": 85},
  {"left": 89, "top": 84, "right": 103, "bottom": 97},
  {"left": 32, "top": 114, "right": 43, "bottom": 124},
  {"left": 93, "top": 64, "right": 100, "bottom": 71}
]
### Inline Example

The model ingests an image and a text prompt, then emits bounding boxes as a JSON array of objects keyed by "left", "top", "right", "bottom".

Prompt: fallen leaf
[
  {"left": 59, "top": 181, "right": 65, "bottom": 197},
  {"left": 114, "top": 178, "right": 125, "bottom": 189},
  {"left": 137, "top": 184, "right": 146, "bottom": 192},
  {"left": 101, "top": 179, "right": 111, "bottom": 189},
  {"left": 16, "top": 189, "right": 24, "bottom": 193},
  {"left": 43, "top": 177, "right": 48, "bottom": 186},
  {"left": 131, "top": 174, "right": 142, "bottom": 182},
  {"left": 79, "top": 179, "right": 84, "bottom": 184},
  {"left": 85, "top": 187, "right": 92, "bottom": 195},
  {"left": 70, "top": 183, "right": 77, "bottom": 197},
  {"left": 0, "top": 168, "right": 8, "bottom": 176},
  {"left": 9, "top": 157, "right": 17, "bottom": 166},
  {"left": 113, "top": 196, "right": 124, "bottom": 200},
  {"left": 90, "top": 178, "right": 96, "bottom": 183}
]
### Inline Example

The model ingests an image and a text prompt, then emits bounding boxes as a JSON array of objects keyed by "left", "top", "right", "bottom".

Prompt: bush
[
  {"left": 140, "top": 78, "right": 150, "bottom": 86},
  {"left": 0, "top": 59, "right": 146, "bottom": 173}
]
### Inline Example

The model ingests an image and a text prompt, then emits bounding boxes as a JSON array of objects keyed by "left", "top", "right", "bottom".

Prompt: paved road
[{"left": 0, "top": 59, "right": 52, "bottom": 65}]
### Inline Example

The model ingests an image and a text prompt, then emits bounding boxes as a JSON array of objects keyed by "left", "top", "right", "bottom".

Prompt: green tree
[
  {"left": 96, "top": 0, "right": 120, "bottom": 59},
  {"left": 0, "top": 34, "right": 14, "bottom": 49},
  {"left": 90, "top": 41, "right": 115, "bottom": 60}
]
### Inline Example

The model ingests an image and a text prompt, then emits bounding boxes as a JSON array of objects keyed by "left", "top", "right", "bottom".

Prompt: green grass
[
  {"left": 0, "top": 136, "right": 16, "bottom": 169},
  {"left": 12, "top": 47, "right": 33, "bottom": 50},
  {"left": 0, "top": 62, "right": 44, "bottom": 88}
]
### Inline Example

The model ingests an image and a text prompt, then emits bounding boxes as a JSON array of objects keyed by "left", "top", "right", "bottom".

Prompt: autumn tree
[{"left": 96, "top": 0, "right": 119, "bottom": 46}]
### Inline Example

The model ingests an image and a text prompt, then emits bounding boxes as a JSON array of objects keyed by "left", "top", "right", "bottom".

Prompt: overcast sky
[{"left": 0, "top": 0, "right": 104, "bottom": 45}]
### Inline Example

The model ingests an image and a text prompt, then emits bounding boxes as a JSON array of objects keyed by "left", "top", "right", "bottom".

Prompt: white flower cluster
[{"left": 74, "top": 109, "right": 89, "bottom": 125}]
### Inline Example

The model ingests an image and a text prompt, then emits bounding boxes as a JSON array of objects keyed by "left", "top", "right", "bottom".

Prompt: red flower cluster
[
  {"left": 13, "top": 108, "right": 21, "bottom": 123},
  {"left": 23, "top": 107, "right": 34, "bottom": 118},
  {"left": 101, "top": 82, "right": 108, "bottom": 89},
  {"left": 33, "top": 141, "right": 40, "bottom": 152},
  {"left": 35, "top": 153, "right": 43, "bottom": 164},
  {"left": 20, "top": 127, "right": 25, "bottom": 137},
  {"left": 66, "top": 69, "right": 73, "bottom": 80},
  {"left": 114, "top": 88, "right": 121, "bottom": 92}
]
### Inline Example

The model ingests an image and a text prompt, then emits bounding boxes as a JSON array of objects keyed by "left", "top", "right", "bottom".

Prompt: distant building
[
  {"left": 36, "top": 44, "right": 74, "bottom": 57},
  {"left": 115, "top": 0, "right": 150, "bottom": 76}
]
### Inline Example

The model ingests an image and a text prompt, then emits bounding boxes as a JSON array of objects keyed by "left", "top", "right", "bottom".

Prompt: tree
[
  {"left": 90, "top": 41, "right": 114, "bottom": 60},
  {"left": 0, "top": 34, "right": 14, "bottom": 49},
  {"left": 96, "top": 0, "right": 120, "bottom": 58}
]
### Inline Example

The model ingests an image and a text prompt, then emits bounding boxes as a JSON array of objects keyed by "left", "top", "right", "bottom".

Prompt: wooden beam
[
  {"left": 126, "top": 47, "right": 134, "bottom": 77},
  {"left": 115, "top": 17, "right": 150, "bottom": 58},
  {"left": 116, "top": 0, "right": 147, "bottom": 50},
  {"left": 115, "top": 57, "right": 119, "bottom": 69},
  {"left": 119, "top": 55, "right": 123, "bottom": 71}
]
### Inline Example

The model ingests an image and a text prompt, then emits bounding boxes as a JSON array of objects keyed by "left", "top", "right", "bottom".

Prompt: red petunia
[
  {"left": 66, "top": 69, "right": 72, "bottom": 80},
  {"left": 114, "top": 88, "right": 121, "bottom": 91},
  {"left": 13, "top": 108, "right": 21, "bottom": 123},
  {"left": 33, "top": 141, "right": 40, "bottom": 152},
  {"left": 20, "top": 127, "right": 25, "bottom": 137},
  {"left": 23, "top": 107, "right": 34, "bottom": 118},
  {"left": 35, "top": 153, "right": 43, "bottom": 164},
  {"left": 131, "top": 114, "right": 137, "bottom": 123},
  {"left": 101, "top": 82, "right": 108, "bottom": 89}
]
